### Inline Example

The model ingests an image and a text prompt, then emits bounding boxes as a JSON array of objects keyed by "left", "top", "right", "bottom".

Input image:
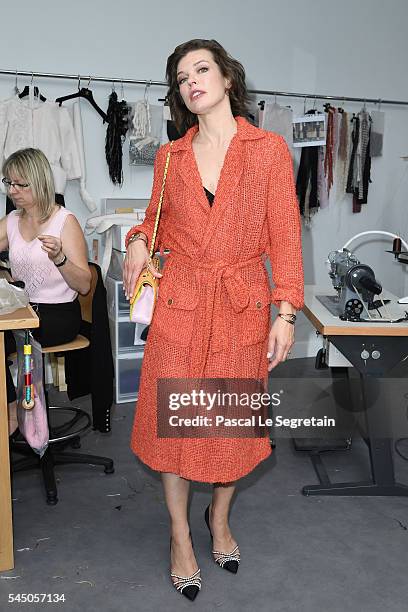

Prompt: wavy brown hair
[{"left": 166, "top": 39, "right": 250, "bottom": 135}]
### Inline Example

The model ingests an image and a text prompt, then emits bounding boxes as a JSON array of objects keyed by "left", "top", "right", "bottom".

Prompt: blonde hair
[{"left": 2, "top": 148, "right": 56, "bottom": 222}]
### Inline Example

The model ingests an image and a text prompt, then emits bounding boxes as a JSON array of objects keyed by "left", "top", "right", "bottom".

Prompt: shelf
[{"left": 106, "top": 274, "right": 146, "bottom": 403}]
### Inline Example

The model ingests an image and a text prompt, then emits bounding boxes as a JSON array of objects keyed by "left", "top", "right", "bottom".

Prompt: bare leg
[
  {"left": 161, "top": 472, "right": 199, "bottom": 582},
  {"left": 8, "top": 401, "right": 18, "bottom": 436},
  {"left": 209, "top": 481, "right": 239, "bottom": 555}
]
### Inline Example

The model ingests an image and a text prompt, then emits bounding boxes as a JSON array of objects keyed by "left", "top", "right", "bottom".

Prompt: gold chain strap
[{"left": 149, "top": 141, "right": 173, "bottom": 259}]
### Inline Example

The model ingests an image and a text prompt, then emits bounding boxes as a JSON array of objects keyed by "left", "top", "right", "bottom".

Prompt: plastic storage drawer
[
  {"left": 116, "top": 353, "right": 144, "bottom": 403},
  {"left": 117, "top": 320, "right": 147, "bottom": 353},
  {"left": 106, "top": 276, "right": 130, "bottom": 319}
]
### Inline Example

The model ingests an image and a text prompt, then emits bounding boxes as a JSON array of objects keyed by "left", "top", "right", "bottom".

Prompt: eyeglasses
[{"left": 2, "top": 178, "right": 30, "bottom": 190}]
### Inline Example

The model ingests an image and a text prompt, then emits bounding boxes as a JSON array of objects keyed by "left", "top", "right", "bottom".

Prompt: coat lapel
[
  {"left": 176, "top": 147, "right": 211, "bottom": 214},
  {"left": 170, "top": 116, "right": 265, "bottom": 255},
  {"left": 198, "top": 136, "right": 244, "bottom": 255}
]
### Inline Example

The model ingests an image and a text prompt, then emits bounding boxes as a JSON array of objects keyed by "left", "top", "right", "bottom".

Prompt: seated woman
[{"left": 0, "top": 148, "right": 91, "bottom": 436}]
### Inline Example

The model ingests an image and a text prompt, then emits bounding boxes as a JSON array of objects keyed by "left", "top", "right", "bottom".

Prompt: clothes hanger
[
  {"left": 14, "top": 70, "right": 20, "bottom": 95},
  {"left": 55, "top": 76, "right": 108, "bottom": 123},
  {"left": 337, "top": 97, "right": 345, "bottom": 114},
  {"left": 19, "top": 73, "right": 47, "bottom": 101}
]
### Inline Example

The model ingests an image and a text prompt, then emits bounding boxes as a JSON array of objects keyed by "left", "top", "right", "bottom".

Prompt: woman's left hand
[
  {"left": 266, "top": 316, "right": 294, "bottom": 371},
  {"left": 38, "top": 234, "right": 63, "bottom": 262}
]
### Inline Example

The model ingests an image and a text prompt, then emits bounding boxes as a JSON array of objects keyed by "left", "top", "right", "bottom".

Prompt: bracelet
[
  {"left": 54, "top": 254, "right": 67, "bottom": 268},
  {"left": 278, "top": 313, "right": 296, "bottom": 324},
  {"left": 127, "top": 232, "right": 148, "bottom": 248},
  {"left": 125, "top": 227, "right": 148, "bottom": 249}
]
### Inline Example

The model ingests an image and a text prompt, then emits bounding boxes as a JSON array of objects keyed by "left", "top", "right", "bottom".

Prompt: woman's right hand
[{"left": 123, "top": 240, "right": 163, "bottom": 300}]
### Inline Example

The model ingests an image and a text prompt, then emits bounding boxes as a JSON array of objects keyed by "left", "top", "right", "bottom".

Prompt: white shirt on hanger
[{"left": 0, "top": 87, "right": 81, "bottom": 194}]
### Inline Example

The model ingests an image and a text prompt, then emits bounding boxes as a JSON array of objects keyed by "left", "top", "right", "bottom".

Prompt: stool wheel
[{"left": 104, "top": 465, "right": 115, "bottom": 475}]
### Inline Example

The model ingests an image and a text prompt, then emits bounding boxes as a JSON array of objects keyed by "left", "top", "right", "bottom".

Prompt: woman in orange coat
[{"left": 123, "top": 39, "right": 304, "bottom": 601}]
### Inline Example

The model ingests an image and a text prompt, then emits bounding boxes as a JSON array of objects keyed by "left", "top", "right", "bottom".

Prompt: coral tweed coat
[{"left": 129, "top": 116, "right": 304, "bottom": 483}]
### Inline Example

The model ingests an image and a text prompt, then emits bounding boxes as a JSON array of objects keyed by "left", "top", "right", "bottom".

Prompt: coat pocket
[
  {"left": 152, "top": 281, "right": 199, "bottom": 347},
  {"left": 238, "top": 285, "right": 271, "bottom": 346}
]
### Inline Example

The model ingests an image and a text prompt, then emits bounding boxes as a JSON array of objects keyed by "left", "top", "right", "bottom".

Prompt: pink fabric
[{"left": 7, "top": 207, "right": 78, "bottom": 303}]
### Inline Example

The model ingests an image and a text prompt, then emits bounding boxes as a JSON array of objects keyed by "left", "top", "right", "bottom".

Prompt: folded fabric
[{"left": 85, "top": 213, "right": 142, "bottom": 280}]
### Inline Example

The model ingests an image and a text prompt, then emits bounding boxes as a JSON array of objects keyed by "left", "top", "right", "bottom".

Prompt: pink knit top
[{"left": 6, "top": 207, "right": 77, "bottom": 303}]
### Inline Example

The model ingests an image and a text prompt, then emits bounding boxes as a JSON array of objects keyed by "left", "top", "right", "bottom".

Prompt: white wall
[{"left": 1, "top": 0, "right": 408, "bottom": 357}]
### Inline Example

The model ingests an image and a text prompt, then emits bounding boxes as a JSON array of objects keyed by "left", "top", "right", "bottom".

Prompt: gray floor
[{"left": 1, "top": 358, "right": 408, "bottom": 612}]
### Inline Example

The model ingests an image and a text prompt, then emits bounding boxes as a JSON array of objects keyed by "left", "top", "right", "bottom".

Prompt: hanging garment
[
  {"left": 105, "top": 91, "right": 129, "bottom": 184},
  {"left": 296, "top": 144, "right": 319, "bottom": 222},
  {"left": 370, "top": 110, "right": 385, "bottom": 157},
  {"left": 358, "top": 110, "right": 371, "bottom": 200},
  {"left": 296, "top": 110, "right": 320, "bottom": 221},
  {"left": 160, "top": 105, "right": 183, "bottom": 145},
  {"left": 260, "top": 102, "right": 293, "bottom": 149},
  {"left": 317, "top": 146, "right": 329, "bottom": 209},
  {"left": 65, "top": 263, "right": 114, "bottom": 433},
  {"left": 0, "top": 89, "right": 81, "bottom": 194},
  {"left": 71, "top": 101, "right": 97, "bottom": 211},
  {"left": 346, "top": 111, "right": 372, "bottom": 212},
  {"left": 258, "top": 106, "right": 264, "bottom": 129},
  {"left": 126, "top": 117, "right": 304, "bottom": 483},
  {"left": 331, "top": 109, "right": 340, "bottom": 171},
  {"left": 346, "top": 115, "right": 359, "bottom": 195},
  {"left": 334, "top": 111, "right": 351, "bottom": 199},
  {"left": 324, "top": 106, "right": 336, "bottom": 196},
  {"left": 129, "top": 101, "right": 162, "bottom": 166}
]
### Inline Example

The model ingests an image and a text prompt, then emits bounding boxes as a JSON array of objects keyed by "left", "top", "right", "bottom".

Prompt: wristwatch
[
  {"left": 54, "top": 254, "right": 67, "bottom": 267},
  {"left": 127, "top": 232, "right": 148, "bottom": 247}
]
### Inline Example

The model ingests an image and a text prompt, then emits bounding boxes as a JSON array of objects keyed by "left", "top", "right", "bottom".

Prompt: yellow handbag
[{"left": 129, "top": 143, "right": 172, "bottom": 324}]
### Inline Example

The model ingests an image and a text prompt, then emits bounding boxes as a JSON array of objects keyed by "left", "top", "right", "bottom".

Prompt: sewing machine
[
  {"left": 317, "top": 231, "right": 408, "bottom": 323},
  {"left": 324, "top": 249, "right": 383, "bottom": 321}
]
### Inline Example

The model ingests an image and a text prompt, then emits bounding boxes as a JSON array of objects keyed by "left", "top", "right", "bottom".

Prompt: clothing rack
[{"left": 1, "top": 68, "right": 408, "bottom": 107}]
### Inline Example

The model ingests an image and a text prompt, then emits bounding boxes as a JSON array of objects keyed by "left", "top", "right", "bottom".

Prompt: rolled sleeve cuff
[{"left": 270, "top": 287, "right": 304, "bottom": 310}]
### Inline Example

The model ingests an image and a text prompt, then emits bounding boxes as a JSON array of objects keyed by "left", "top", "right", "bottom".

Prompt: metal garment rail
[{"left": 0, "top": 68, "right": 408, "bottom": 106}]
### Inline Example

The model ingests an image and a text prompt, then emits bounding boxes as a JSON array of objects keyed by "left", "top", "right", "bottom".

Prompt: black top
[{"left": 204, "top": 187, "right": 215, "bottom": 206}]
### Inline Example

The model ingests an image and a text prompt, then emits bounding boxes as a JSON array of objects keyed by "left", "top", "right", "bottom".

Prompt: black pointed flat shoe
[
  {"left": 204, "top": 505, "right": 240, "bottom": 574},
  {"left": 169, "top": 534, "right": 201, "bottom": 600}
]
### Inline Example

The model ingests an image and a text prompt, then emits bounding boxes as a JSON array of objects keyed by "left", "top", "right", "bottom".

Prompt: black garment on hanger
[
  {"left": 64, "top": 263, "right": 114, "bottom": 433},
  {"left": 6, "top": 194, "right": 65, "bottom": 214},
  {"left": 346, "top": 115, "right": 359, "bottom": 197},
  {"left": 295, "top": 110, "right": 319, "bottom": 217},
  {"left": 105, "top": 91, "right": 129, "bottom": 185},
  {"left": 346, "top": 115, "right": 372, "bottom": 213},
  {"left": 296, "top": 146, "right": 319, "bottom": 217}
]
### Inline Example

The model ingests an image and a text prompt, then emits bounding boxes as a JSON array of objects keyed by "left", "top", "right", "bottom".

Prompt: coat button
[
  {"left": 256, "top": 301, "right": 262, "bottom": 309},
  {"left": 167, "top": 298, "right": 173, "bottom": 305}
]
